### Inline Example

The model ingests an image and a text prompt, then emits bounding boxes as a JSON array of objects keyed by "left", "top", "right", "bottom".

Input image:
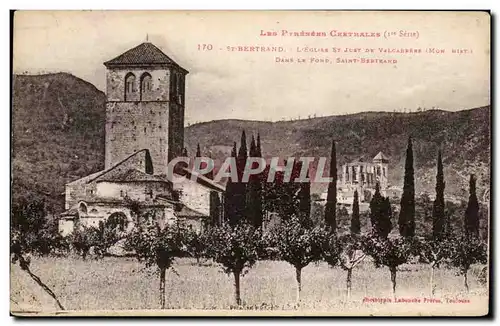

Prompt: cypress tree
[
  {"left": 256, "top": 132, "right": 262, "bottom": 158},
  {"left": 432, "top": 149, "right": 446, "bottom": 240},
  {"left": 399, "top": 136, "right": 415, "bottom": 237},
  {"left": 237, "top": 130, "right": 248, "bottom": 178},
  {"left": 224, "top": 142, "right": 238, "bottom": 226},
  {"left": 246, "top": 135, "right": 263, "bottom": 228},
  {"left": 195, "top": 143, "right": 207, "bottom": 176},
  {"left": 298, "top": 163, "right": 312, "bottom": 228},
  {"left": 209, "top": 191, "right": 221, "bottom": 226},
  {"left": 465, "top": 174, "right": 480, "bottom": 238},
  {"left": 370, "top": 183, "right": 392, "bottom": 238},
  {"left": 234, "top": 131, "right": 248, "bottom": 223},
  {"left": 255, "top": 134, "right": 263, "bottom": 227},
  {"left": 196, "top": 143, "right": 201, "bottom": 157},
  {"left": 382, "top": 197, "right": 393, "bottom": 235},
  {"left": 205, "top": 152, "right": 214, "bottom": 180},
  {"left": 249, "top": 136, "right": 257, "bottom": 160},
  {"left": 324, "top": 140, "right": 337, "bottom": 231},
  {"left": 351, "top": 189, "right": 360, "bottom": 234}
]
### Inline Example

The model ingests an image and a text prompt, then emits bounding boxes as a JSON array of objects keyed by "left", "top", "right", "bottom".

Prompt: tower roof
[
  {"left": 373, "top": 151, "right": 389, "bottom": 162},
  {"left": 104, "top": 42, "right": 188, "bottom": 72}
]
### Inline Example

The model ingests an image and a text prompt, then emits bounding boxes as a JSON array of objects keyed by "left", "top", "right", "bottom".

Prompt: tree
[
  {"left": 447, "top": 235, "right": 487, "bottom": 292},
  {"left": 399, "top": 136, "right": 415, "bottom": 237},
  {"left": 324, "top": 140, "right": 337, "bottom": 231},
  {"left": 185, "top": 228, "right": 206, "bottom": 265},
  {"left": 204, "top": 223, "right": 262, "bottom": 306},
  {"left": 205, "top": 151, "right": 214, "bottom": 180},
  {"left": 209, "top": 191, "right": 221, "bottom": 226},
  {"left": 224, "top": 142, "right": 238, "bottom": 226},
  {"left": 419, "top": 149, "right": 449, "bottom": 297},
  {"left": 125, "top": 221, "right": 186, "bottom": 309},
  {"left": 369, "top": 183, "right": 392, "bottom": 239},
  {"left": 295, "top": 160, "right": 313, "bottom": 228},
  {"left": 246, "top": 135, "right": 263, "bottom": 228},
  {"left": 465, "top": 174, "right": 480, "bottom": 238},
  {"left": 323, "top": 233, "right": 365, "bottom": 299},
  {"left": 270, "top": 216, "right": 327, "bottom": 305},
  {"left": 196, "top": 143, "right": 201, "bottom": 158},
  {"left": 262, "top": 160, "right": 303, "bottom": 223},
  {"left": 233, "top": 130, "right": 248, "bottom": 223},
  {"left": 70, "top": 214, "right": 126, "bottom": 260},
  {"left": 444, "top": 175, "right": 487, "bottom": 293},
  {"left": 351, "top": 190, "right": 361, "bottom": 234},
  {"left": 298, "top": 176, "right": 312, "bottom": 227},
  {"left": 69, "top": 224, "right": 105, "bottom": 260},
  {"left": 419, "top": 238, "right": 450, "bottom": 297},
  {"left": 364, "top": 236, "right": 417, "bottom": 297},
  {"left": 256, "top": 132, "right": 262, "bottom": 157},
  {"left": 432, "top": 149, "right": 446, "bottom": 240},
  {"left": 10, "top": 199, "right": 68, "bottom": 310}
]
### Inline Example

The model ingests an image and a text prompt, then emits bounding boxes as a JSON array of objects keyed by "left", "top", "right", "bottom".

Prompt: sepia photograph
[{"left": 10, "top": 10, "right": 491, "bottom": 316}]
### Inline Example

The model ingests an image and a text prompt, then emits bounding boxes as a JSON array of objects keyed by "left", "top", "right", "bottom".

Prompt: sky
[{"left": 13, "top": 11, "right": 490, "bottom": 125}]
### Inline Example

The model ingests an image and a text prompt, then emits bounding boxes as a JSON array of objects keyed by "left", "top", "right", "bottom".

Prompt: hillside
[
  {"left": 12, "top": 73, "right": 106, "bottom": 211},
  {"left": 184, "top": 108, "right": 490, "bottom": 199},
  {"left": 12, "top": 73, "right": 490, "bottom": 213}
]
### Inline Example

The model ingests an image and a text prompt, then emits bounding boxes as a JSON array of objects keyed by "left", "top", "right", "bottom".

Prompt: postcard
[{"left": 11, "top": 10, "right": 490, "bottom": 316}]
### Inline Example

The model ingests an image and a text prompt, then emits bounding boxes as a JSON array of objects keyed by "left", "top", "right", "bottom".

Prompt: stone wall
[
  {"left": 95, "top": 181, "right": 171, "bottom": 202},
  {"left": 173, "top": 177, "right": 213, "bottom": 216},
  {"left": 105, "top": 101, "right": 170, "bottom": 174},
  {"left": 65, "top": 181, "right": 98, "bottom": 210},
  {"left": 106, "top": 67, "right": 171, "bottom": 102}
]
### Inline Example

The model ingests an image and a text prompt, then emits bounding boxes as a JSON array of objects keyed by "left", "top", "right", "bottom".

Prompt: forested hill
[
  {"left": 12, "top": 73, "right": 490, "bottom": 212},
  {"left": 185, "top": 107, "right": 490, "bottom": 200}
]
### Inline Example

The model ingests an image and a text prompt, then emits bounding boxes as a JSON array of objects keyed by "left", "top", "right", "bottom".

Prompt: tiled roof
[
  {"left": 95, "top": 168, "right": 169, "bottom": 183},
  {"left": 60, "top": 206, "right": 78, "bottom": 217},
  {"left": 104, "top": 42, "right": 185, "bottom": 70},
  {"left": 176, "top": 205, "right": 206, "bottom": 218},
  {"left": 67, "top": 170, "right": 105, "bottom": 185},
  {"left": 86, "top": 149, "right": 153, "bottom": 184},
  {"left": 174, "top": 166, "right": 225, "bottom": 192},
  {"left": 373, "top": 152, "right": 389, "bottom": 162}
]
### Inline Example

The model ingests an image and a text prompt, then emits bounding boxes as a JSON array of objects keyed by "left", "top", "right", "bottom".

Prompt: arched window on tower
[
  {"left": 140, "top": 72, "right": 152, "bottom": 100},
  {"left": 125, "top": 73, "right": 136, "bottom": 101}
]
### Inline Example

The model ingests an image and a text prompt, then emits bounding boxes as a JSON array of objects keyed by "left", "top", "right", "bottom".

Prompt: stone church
[
  {"left": 59, "top": 42, "right": 225, "bottom": 235},
  {"left": 321, "top": 151, "right": 390, "bottom": 213}
]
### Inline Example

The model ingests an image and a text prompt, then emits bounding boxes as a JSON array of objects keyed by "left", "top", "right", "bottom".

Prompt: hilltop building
[
  {"left": 321, "top": 151, "right": 390, "bottom": 212},
  {"left": 59, "top": 42, "right": 224, "bottom": 235}
]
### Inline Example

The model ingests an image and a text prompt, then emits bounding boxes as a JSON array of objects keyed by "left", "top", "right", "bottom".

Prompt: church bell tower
[{"left": 103, "top": 42, "right": 188, "bottom": 175}]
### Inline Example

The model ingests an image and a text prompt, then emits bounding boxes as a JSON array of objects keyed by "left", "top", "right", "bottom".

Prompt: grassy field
[{"left": 10, "top": 256, "right": 488, "bottom": 315}]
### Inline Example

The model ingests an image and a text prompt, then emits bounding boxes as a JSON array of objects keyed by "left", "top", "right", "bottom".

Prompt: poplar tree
[
  {"left": 246, "top": 135, "right": 263, "bottom": 228},
  {"left": 298, "top": 161, "right": 312, "bottom": 228},
  {"left": 465, "top": 174, "right": 480, "bottom": 238},
  {"left": 370, "top": 183, "right": 392, "bottom": 239},
  {"left": 351, "top": 189, "right": 360, "bottom": 234},
  {"left": 196, "top": 143, "right": 201, "bottom": 157},
  {"left": 324, "top": 140, "right": 337, "bottom": 231},
  {"left": 234, "top": 131, "right": 248, "bottom": 223},
  {"left": 205, "top": 152, "right": 214, "bottom": 180},
  {"left": 432, "top": 149, "right": 446, "bottom": 240},
  {"left": 399, "top": 136, "right": 415, "bottom": 237},
  {"left": 256, "top": 132, "right": 262, "bottom": 157},
  {"left": 209, "top": 192, "right": 221, "bottom": 226},
  {"left": 224, "top": 142, "right": 238, "bottom": 226}
]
